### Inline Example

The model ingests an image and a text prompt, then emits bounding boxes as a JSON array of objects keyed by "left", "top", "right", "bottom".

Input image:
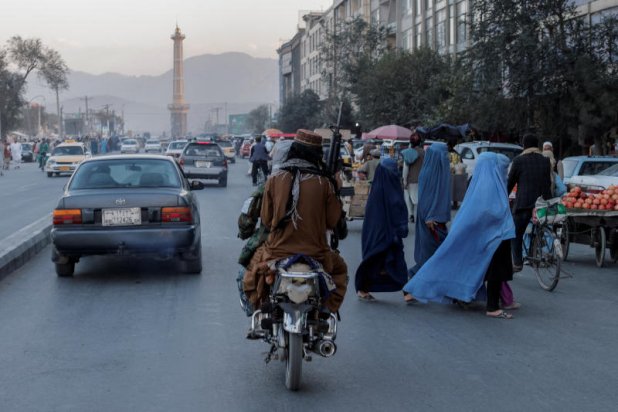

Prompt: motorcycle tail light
[
  {"left": 53, "top": 209, "right": 82, "bottom": 225},
  {"left": 162, "top": 207, "right": 192, "bottom": 223}
]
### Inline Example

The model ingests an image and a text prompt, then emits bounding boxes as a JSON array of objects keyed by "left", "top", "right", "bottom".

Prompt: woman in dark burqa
[{"left": 355, "top": 158, "right": 409, "bottom": 300}]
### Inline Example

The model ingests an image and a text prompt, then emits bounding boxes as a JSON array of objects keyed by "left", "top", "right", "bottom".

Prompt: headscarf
[
  {"left": 403, "top": 152, "right": 516, "bottom": 302},
  {"left": 412, "top": 143, "right": 452, "bottom": 272},
  {"left": 270, "top": 139, "right": 293, "bottom": 171},
  {"left": 355, "top": 158, "right": 409, "bottom": 292}
]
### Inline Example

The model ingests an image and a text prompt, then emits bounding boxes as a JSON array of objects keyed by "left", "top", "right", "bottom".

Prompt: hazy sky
[{"left": 0, "top": 0, "right": 332, "bottom": 76}]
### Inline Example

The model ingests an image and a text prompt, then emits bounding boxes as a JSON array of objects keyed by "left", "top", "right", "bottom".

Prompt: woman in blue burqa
[
  {"left": 355, "top": 158, "right": 409, "bottom": 301},
  {"left": 406, "top": 142, "right": 452, "bottom": 281},
  {"left": 403, "top": 152, "right": 516, "bottom": 318}
]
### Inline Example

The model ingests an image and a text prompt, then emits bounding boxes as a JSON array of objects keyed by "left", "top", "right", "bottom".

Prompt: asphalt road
[
  {"left": 1, "top": 159, "right": 617, "bottom": 411},
  {"left": 0, "top": 160, "right": 67, "bottom": 240}
]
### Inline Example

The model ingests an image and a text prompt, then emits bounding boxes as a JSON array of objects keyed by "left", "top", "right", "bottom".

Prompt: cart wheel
[
  {"left": 560, "top": 220, "right": 570, "bottom": 261},
  {"left": 611, "top": 247, "right": 617, "bottom": 263},
  {"left": 595, "top": 228, "right": 606, "bottom": 268}
]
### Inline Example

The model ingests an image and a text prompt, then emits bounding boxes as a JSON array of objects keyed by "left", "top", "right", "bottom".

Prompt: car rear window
[
  {"left": 70, "top": 159, "right": 181, "bottom": 189},
  {"left": 183, "top": 144, "right": 223, "bottom": 158},
  {"left": 52, "top": 146, "right": 84, "bottom": 156},
  {"left": 169, "top": 141, "right": 187, "bottom": 150},
  {"left": 579, "top": 161, "right": 618, "bottom": 176},
  {"left": 477, "top": 146, "right": 522, "bottom": 160},
  {"left": 598, "top": 164, "right": 618, "bottom": 177},
  {"left": 146, "top": 140, "right": 159, "bottom": 145},
  {"left": 217, "top": 141, "right": 232, "bottom": 147}
]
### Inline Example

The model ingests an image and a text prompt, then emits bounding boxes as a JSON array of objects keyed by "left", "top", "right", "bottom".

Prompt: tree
[
  {"left": 277, "top": 89, "right": 322, "bottom": 132},
  {"left": 247, "top": 105, "right": 270, "bottom": 134},
  {"left": 0, "top": 36, "right": 69, "bottom": 139},
  {"left": 321, "top": 16, "right": 387, "bottom": 99}
]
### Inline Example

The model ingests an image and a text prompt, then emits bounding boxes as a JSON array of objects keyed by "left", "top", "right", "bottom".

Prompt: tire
[
  {"left": 285, "top": 332, "right": 303, "bottom": 391},
  {"left": 219, "top": 175, "right": 228, "bottom": 188},
  {"left": 47, "top": 172, "right": 52, "bottom": 177},
  {"left": 561, "top": 220, "right": 570, "bottom": 261},
  {"left": 55, "top": 262, "right": 75, "bottom": 277},
  {"left": 531, "top": 227, "right": 560, "bottom": 292},
  {"left": 180, "top": 246, "right": 202, "bottom": 274},
  {"left": 595, "top": 228, "right": 606, "bottom": 268}
]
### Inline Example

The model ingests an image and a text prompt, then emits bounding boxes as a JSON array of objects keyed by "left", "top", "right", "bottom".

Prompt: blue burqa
[
  {"left": 408, "top": 142, "right": 452, "bottom": 276},
  {"left": 355, "top": 159, "right": 409, "bottom": 292},
  {"left": 403, "top": 152, "right": 516, "bottom": 303}
]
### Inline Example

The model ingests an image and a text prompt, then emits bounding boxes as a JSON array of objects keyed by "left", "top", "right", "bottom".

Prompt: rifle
[{"left": 326, "top": 102, "right": 348, "bottom": 250}]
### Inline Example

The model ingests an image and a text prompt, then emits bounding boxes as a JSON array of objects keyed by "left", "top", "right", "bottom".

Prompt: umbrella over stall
[{"left": 363, "top": 125, "right": 413, "bottom": 140}]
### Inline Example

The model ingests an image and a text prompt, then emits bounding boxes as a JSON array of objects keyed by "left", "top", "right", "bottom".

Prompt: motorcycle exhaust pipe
[{"left": 315, "top": 339, "right": 337, "bottom": 358}]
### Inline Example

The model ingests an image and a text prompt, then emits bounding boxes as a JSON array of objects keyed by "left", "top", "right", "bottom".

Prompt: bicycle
[{"left": 523, "top": 198, "right": 567, "bottom": 291}]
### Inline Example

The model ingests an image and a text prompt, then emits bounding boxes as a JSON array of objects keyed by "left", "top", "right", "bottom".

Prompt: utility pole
[{"left": 80, "top": 96, "right": 90, "bottom": 135}]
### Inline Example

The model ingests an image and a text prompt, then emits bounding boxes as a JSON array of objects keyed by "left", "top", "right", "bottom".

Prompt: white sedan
[
  {"left": 120, "top": 139, "right": 139, "bottom": 154},
  {"left": 567, "top": 164, "right": 618, "bottom": 190},
  {"left": 144, "top": 139, "right": 161, "bottom": 153}
]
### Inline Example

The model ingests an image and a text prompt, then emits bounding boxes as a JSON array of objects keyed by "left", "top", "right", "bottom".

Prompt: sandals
[
  {"left": 357, "top": 291, "right": 376, "bottom": 301},
  {"left": 403, "top": 293, "right": 418, "bottom": 304},
  {"left": 486, "top": 310, "right": 513, "bottom": 319}
]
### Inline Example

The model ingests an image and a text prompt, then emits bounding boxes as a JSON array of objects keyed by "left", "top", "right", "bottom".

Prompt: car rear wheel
[
  {"left": 47, "top": 172, "right": 52, "bottom": 177},
  {"left": 55, "top": 262, "right": 75, "bottom": 277},
  {"left": 180, "top": 245, "right": 202, "bottom": 274},
  {"left": 219, "top": 175, "right": 228, "bottom": 188}
]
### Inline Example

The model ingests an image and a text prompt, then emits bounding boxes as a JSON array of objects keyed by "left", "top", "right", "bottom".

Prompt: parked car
[
  {"left": 165, "top": 140, "right": 188, "bottom": 160},
  {"left": 21, "top": 143, "right": 34, "bottom": 162},
  {"left": 180, "top": 141, "right": 228, "bottom": 187},
  {"left": 45, "top": 141, "right": 91, "bottom": 177},
  {"left": 120, "top": 139, "right": 140, "bottom": 154},
  {"left": 50, "top": 155, "right": 204, "bottom": 277},
  {"left": 217, "top": 140, "right": 236, "bottom": 163},
  {"left": 455, "top": 142, "right": 523, "bottom": 176},
  {"left": 240, "top": 139, "right": 253, "bottom": 158},
  {"left": 562, "top": 156, "right": 618, "bottom": 186},
  {"left": 144, "top": 139, "right": 162, "bottom": 153},
  {"left": 567, "top": 163, "right": 618, "bottom": 190}
]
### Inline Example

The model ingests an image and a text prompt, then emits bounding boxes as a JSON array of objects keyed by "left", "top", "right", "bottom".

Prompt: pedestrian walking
[
  {"left": 1, "top": 139, "right": 10, "bottom": 175},
  {"left": 407, "top": 142, "right": 452, "bottom": 278},
  {"left": 403, "top": 152, "right": 516, "bottom": 318},
  {"left": 355, "top": 158, "right": 409, "bottom": 301},
  {"left": 508, "top": 134, "right": 552, "bottom": 272},
  {"left": 357, "top": 149, "right": 381, "bottom": 182},
  {"left": 401, "top": 133, "right": 424, "bottom": 223},
  {"left": 10, "top": 139, "right": 22, "bottom": 169}
]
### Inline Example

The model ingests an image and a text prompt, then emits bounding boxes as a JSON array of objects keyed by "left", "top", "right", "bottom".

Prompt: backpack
[{"left": 237, "top": 185, "right": 265, "bottom": 240}]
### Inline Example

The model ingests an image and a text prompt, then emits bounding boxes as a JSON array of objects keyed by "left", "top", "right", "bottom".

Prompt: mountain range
[{"left": 25, "top": 52, "right": 279, "bottom": 134}]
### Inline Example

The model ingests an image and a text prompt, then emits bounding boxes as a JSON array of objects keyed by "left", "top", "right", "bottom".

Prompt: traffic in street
[{"left": 0, "top": 160, "right": 617, "bottom": 411}]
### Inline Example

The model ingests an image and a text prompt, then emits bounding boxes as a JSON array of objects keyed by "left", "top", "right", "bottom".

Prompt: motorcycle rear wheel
[{"left": 285, "top": 332, "right": 303, "bottom": 391}]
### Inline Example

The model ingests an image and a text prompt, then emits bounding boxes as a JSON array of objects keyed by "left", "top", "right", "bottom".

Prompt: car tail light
[
  {"left": 162, "top": 207, "right": 192, "bottom": 223},
  {"left": 179, "top": 158, "right": 184, "bottom": 166},
  {"left": 53, "top": 209, "right": 82, "bottom": 225},
  {"left": 223, "top": 158, "right": 228, "bottom": 169}
]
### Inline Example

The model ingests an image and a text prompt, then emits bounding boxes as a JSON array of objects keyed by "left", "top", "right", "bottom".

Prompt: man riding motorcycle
[{"left": 242, "top": 130, "right": 348, "bottom": 315}]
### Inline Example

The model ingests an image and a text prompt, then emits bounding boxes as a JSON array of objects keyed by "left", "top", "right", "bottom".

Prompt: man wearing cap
[
  {"left": 358, "top": 148, "right": 381, "bottom": 182},
  {"left": 401, "top": 132, "right": 424, "bottom": 223},
  {"left": 243, "top": 129, "right": 348, "bottom": 314}
]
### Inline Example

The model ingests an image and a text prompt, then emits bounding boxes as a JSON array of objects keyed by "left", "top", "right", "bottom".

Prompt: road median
[{"left": 0, "top": 214, "right": 52, "bottom": 280}]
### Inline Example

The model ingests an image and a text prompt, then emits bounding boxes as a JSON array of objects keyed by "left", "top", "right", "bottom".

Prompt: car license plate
[
  {"left": 59, "top": 166, "right": 70, "bottom": 171},
  {"left": 102, "top": 207, "right": 141, "bottom": 226},
  {"left": 195, "top": 161, "right": 212, "bottom": 168}
]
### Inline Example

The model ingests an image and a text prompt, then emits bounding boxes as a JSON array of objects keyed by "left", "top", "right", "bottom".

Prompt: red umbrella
[{"left": 364, "top": 125, "right": 412, "bottom": 140}]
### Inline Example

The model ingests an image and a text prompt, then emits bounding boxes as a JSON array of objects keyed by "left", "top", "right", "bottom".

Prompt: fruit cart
[{"left": 561, "top": 185, "right": 618, "bottom": 267}]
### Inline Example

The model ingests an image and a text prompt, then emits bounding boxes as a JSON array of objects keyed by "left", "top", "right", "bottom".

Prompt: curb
[{"left": 0, "top": 214, "right": 52, "bottom": 280}]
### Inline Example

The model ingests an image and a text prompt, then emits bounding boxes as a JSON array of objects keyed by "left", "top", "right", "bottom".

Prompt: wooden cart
[
  {"left": 563, "top": 210, "right": 618, "bottom": 267},
  {"left": 341, "top": 181, "right": 370, "bottom": 221}
]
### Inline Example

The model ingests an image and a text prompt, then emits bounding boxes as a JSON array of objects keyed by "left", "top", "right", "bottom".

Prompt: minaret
[{"left": 168, "top": 25, "right": 189, "bottom": 138}]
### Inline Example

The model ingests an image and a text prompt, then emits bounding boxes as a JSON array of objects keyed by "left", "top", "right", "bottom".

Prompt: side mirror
[{"left": 190, "top": 180, "right": 205, "bottom": 191}]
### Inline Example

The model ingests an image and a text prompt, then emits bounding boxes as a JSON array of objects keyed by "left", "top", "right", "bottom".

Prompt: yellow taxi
[{"left": 45, "top": 141, "right": 91, "bottom": 177}]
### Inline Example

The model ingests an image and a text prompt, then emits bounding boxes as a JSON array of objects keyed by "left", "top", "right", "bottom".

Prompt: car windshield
[
  {"left": 123, "top": 140, "right": 137, "bottom": 145},
  {"left": 70, "top": 159, "right": 181, "bottom": 189},
  {"left": 52, "top": 146, "right": 84, "bottom": 156},
  {"left": 477, "top": 146, "right": 522, "bottom": 160},
  {"left": 146, "top": 140, "right": 159, "bottom": 145},
  {"left": 169, "top": 141, "right": 187, "bottom": 150},
  {"left": 597, "top": 163, "right": 618, "bottom": 177},
  {"left": 22, "top": 143, "right": 32, "bottom": 150},
  {"left": 579, "top": 161, "right": 617, "bottom": 176}
]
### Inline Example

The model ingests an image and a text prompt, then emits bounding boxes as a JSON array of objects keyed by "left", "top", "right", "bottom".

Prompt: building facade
[{"left": 278, "top": 0, "right": 618, "bottom": 102}]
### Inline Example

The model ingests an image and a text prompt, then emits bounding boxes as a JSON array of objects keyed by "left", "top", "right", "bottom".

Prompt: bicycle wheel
[
  {"left": 594, "top": 228, "right": 606, "bottom": 268},
  {"left": 531, "top": 226, "right": 561, "bottom": 291}
]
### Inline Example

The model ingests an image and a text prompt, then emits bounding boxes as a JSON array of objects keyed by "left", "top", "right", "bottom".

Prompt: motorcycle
[{"left": 245, "top": 255, "right": 338, "bottom": 391}]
